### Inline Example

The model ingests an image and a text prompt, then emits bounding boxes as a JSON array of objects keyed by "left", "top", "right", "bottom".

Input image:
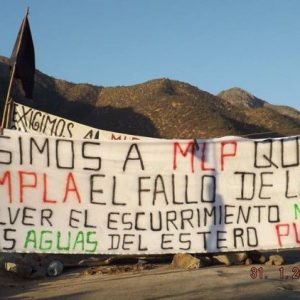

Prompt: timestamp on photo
[{"left": 250, "top": 266, "right": 300, "bottom": 280}]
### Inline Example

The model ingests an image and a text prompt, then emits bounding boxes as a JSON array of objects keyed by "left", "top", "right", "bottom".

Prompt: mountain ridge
[{"left": 1, "top": 55, "right": 300, "bottom": 139}]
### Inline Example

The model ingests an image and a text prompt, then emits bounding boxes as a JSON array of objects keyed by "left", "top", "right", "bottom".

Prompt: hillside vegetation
[{"left": 1, "top": 55, "right": 299, "bottom": 139}]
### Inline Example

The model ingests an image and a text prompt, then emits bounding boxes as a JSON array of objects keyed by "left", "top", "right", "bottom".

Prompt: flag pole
[{"left": 1, "top": 7, "right": 30, "bottom": 129}]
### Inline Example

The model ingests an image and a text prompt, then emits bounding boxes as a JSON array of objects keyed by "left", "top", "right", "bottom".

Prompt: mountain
[
  {"left": 217, "top": 88, "right": 300, "bottom": 137},
  {"left": 218, "top": 87, "right": 265, "bottom": 109},
  {"left": 218, "top": 87, "right": 300, "bottom": 121},
  {"left": 1, "top": 55, "right": 300, "bottom": 139}
]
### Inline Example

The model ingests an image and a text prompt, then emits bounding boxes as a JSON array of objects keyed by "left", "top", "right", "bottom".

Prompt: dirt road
[{"left": 2, "top": 259, "right": 300, "bottom": 300}]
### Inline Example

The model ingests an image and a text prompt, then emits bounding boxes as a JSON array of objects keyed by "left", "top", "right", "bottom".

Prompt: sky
[{"left": 0, "top": 0, "right": 300, "bottom": 109}]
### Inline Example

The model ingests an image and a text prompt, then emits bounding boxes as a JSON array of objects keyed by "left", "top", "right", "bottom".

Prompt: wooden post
[{"left": 1, "top": 8, "right": 30, "bottom": 129}]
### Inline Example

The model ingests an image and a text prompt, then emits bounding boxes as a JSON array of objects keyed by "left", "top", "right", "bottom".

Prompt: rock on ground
[
  {"left": 213, "top": 252, "right": 248, "bottom": 266},
  {"left": 171, "top": 254, "right": 200, "bottom": 269},
  {"left": 248, "top": 250, "right": 267, "bottom": 264},
  {"left": 265, "top": 255, "right": 284, "bottom": 266}
]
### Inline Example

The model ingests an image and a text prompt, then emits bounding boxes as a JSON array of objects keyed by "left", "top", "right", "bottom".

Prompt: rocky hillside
[
  {"left": 1, "top": 55, "right": 300, "bottom": 139},
  {"left": 217, "top": 88, "right": 300, "bottom": 137}
]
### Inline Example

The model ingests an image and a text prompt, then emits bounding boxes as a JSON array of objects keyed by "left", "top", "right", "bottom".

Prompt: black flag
[{"left": 10, "top": 13, "right": 35, "bottom": 98}]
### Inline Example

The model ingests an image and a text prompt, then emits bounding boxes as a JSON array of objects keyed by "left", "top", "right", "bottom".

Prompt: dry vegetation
[{"left": 1, "top": 55, "right": 300, "bottom": 139}]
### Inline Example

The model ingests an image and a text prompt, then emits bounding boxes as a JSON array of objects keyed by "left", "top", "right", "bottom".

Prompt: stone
[
  {"left": 213, "top": 255, "right": 231, "bottom": 266},
  {"left": 248, "top": 251, "right": 267, "bottom": 264},
  {"left": 265, "top": 260, "right": 273, "bottom": 266},
  {"left": 171, "top": 254, "right": 200, "bottom": 270},
  {"left": 213, "top": 252, "right": 248, "bottom": 266},
  {"left": 47, "top": 260, "right": 64, "bottom": 277},
  {"left": 198, "top": 256, "right": 212, "bottom": 267},
  {"left": 5, "top": 262, "right": 17, "bottom": 272},
  {"left": 232, "top": 252, "right": 248, "bottom": 263},
  {"left": 258, "top": 255, "right": 267, "bottom": 264},
  {"left": 268, "top": 255, "right": 284, "bottom": 266},
  {"left": 5, "top": 262, "right": 32, "bottom": 278}
]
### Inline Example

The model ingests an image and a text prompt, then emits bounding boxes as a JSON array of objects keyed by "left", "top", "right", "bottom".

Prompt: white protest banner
[
  {"left": 11, "top": 102, "right": 153, "bottom": 140},
  {"left": 0, "top": 128, "right": 300, "bottom": 254}
]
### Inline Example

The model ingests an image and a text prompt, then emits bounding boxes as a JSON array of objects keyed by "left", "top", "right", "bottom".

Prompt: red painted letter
[
  {"left": 201, "top": 142, "right": 215, "bottom": 171},
  {"left": 111, "top": 134, "right": 122, "bottom": 140},
  {"left": 220, "top": 141, "right": 237, "bottom": 171},
  {"left": 63, "top": 172, "right": 81, "bottom": 203},
  {"left": 275, "top": 224, "right": 290, "bottom": 247},
  {"left": 19, "top": 171, "right": 37, "bottom": 203},
  {"left": 173, "top": 141, "right": 195, "bottom": 173},
  {"left": 43, "top": 174, "right": 57, "bottom": 204},
  {"left": 293, "top": 223, "right": 300, "bottom": 244}
]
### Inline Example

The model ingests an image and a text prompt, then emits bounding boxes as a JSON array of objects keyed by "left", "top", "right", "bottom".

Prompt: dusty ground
[{"left": 2, "top": 250, "right": 300, "bottom": 300}]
